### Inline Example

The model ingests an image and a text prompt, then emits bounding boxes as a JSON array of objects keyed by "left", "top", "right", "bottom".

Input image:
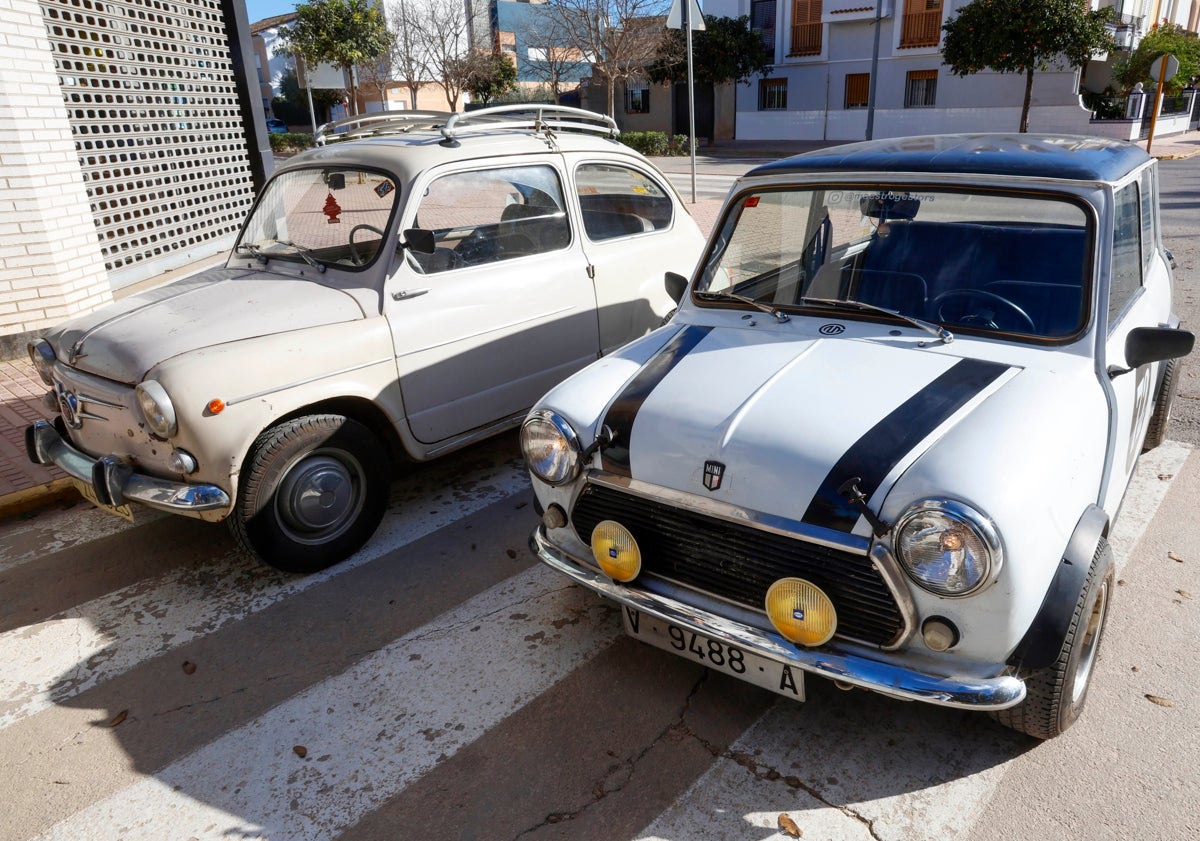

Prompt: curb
[{"left": 0, "top": 477, "right": 81, "bottom": 521}]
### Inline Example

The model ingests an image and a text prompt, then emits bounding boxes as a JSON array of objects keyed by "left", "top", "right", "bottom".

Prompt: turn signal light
[
  {"left": 590, "top": 520, "right": 641, "bottom": 582},
  {"left": 765, "top": 578, "right": 837, "bottom": 647},
  {"left": 207, "top": 398, "right": 225, "bottom": 415}
]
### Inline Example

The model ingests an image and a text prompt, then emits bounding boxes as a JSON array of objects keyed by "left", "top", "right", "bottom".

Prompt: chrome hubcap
[{"left": 1071, "top": 577, "right": 1109, "bottom": 706}]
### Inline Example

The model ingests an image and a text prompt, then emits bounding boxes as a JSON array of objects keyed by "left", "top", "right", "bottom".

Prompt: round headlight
[
  {"left": 590, "top": 520, "right": 642, "bottom": 582},
  {"left": 894, "top": 499, "right": 1001, "bottom": 597},
  {"left": 520, "top": 410, "right": 580, "bottom": 485},
  {"left": 135, "top": 380, "right": 178, "bottom": 438},
  {"left": 28, "top": 339, "right": 56, "bottom": 386}
]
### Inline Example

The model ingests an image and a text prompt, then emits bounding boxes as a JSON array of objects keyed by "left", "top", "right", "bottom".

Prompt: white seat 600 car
[
  {"left": 25, "top": 106, "right": 705, "bottom": 573},
  {"left": 521, "top": 134, "right": 1194, "bottom": 739}
]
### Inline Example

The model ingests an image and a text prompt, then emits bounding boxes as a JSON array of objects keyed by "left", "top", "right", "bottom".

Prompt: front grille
[{"left": 571, "top": 483, "right": 904, "bottom": 647}]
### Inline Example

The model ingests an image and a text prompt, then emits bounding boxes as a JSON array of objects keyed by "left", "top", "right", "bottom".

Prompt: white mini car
[
  {"left": 25, "top": 106, "right": 705, "bottom": 573},
  {"left": 521, "top": 134, "right": 1194, "bottom": 739}
]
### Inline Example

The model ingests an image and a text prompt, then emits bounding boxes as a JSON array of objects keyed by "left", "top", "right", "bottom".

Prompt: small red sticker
[{"left": 745, "top": 196, "right": 761, "bottom": 208}]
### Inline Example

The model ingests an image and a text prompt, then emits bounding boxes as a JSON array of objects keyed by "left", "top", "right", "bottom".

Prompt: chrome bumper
[
  {"left": 25, "top": 419, "right": 230, "bottom": 515},
  {"left": 530, "top": 525, "right": 1026, "bottom": 711}
]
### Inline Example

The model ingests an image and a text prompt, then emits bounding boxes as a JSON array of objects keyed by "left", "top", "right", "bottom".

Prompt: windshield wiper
[
  {"left": 234, "top": 242, "right": 268, "bottom": 264},
  {"left": 695, "top": 290, "right": 790, "bottom": 323},
  {"left": 274, "top": 240, "right": 326, "bottom": 273},
  {"left": 798, "top": 296, "right": 953, "bottom": 344}
]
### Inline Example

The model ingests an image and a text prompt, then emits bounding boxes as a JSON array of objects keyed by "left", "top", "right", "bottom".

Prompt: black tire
[
  {"left": 991, "top": 538, "right": 1114, "bottom": 739},
  {"left": 230, "top": 414, "right": 389, "bottom": 573},
  {"left": 1143, "top": 357, "right": 1179, "bottom": 452}
]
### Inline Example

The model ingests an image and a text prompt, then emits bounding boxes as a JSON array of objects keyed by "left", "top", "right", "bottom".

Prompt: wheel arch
[
  {"left": 268, "top": 395, "right": 409, "bottom": 472},
  {"left": 1007, "top": 504, "right": 1111, "bottom": 672}
]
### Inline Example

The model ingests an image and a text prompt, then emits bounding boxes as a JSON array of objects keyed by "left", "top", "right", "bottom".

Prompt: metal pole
[
  {"left": 685, "top": 0, "right": 697, "bottom": 203},
  {"left": 864, "top": 0, "right": 882, "bottom": 140}
]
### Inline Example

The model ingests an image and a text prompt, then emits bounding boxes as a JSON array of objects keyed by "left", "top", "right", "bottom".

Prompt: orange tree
[{"left": 942, "top": 0, "right": 1116, "bottom": 132}]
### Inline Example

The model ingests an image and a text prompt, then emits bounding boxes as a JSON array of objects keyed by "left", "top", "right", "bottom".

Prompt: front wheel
[
  {"left": 991, "top": 538, "right": 1114, "bottom": 739},
  {"left": 1143, "top": 357, "right": 1179, "bottom": 451},
  {"left": 231, "top": 414, "right": 390, "bottom": 573}
]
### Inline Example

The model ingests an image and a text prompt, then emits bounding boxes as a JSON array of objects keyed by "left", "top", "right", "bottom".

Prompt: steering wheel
[
  {"left": 348, "top": 224, "right": 386, "bottom": 265},
  {"left": 932, "top": 288, "right": 1036, "bottom": 333}
]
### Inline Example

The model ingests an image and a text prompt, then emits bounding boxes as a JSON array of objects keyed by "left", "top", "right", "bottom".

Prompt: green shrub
[
  {"left": 268, "top": 132, "right": 314, "bottom": 155},
  {"left": 619, "top": 131, "right": 693, "bottom": 156}
]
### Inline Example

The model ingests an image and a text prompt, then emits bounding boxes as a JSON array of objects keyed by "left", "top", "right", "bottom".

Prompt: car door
[
  {"left": 384, "top": 160, "right": 599, "bottom": 445},
  {"left": 568, "top": 159, "right": 705, "bottom": 354},
  {"left": 1102, "top": 175, "right": 1164, "bottom": 510}
]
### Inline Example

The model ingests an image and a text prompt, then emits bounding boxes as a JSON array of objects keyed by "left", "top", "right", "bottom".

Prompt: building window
[
  {"left": 625, "top": 88, "right": 650, "bottom": 114},
  {"left": 900, "top": 0, "right": 943, "bottom": 48},
  {"left": 845, "top": 73, "right": 870, "bottom": 109},
  {"left": 904, "top": 70, "right": 937, "bottom": 107},
  {"left": 789, "top": 0, "right": 822, "bottom": 57},
  {"left": 751, "top": 0, "right": 777, "bottom": 55},
  {"left": 759, "top": 78, "right": 787, "bottom": 111}
]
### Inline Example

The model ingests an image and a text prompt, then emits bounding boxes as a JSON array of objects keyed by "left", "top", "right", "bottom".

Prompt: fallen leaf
[
  {"left": 1146, "top": 694, "right": 1175, "bottom": 708},
  {"left": 1131, "top": 665, "right": 1140, "bottom": 672},
  {"left": 777, "top": 813, "right": 802, "bottom": 838},
  {"left": 1179, "top": 590, "right": 1194, "bottom": 600},
  {"left": 1169, "top": 551, "right": 1185, "bottom": 563},
  {"left": 1158, "top": 473, "right": 1175, "bottom": 481},
  {"left": 293, "top": 745, "right": 308, "bottom": 758},
  {"left": 109, "top": 710, "right": 128, "bottom": 728},
  {"left": 182, "top": 660, "right": 197, "bottom": 675},
  {"left": 506, "top": 548, "right": 517, "bottom": 559}
]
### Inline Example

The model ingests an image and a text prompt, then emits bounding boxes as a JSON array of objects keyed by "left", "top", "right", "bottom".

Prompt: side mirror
[
  {"left": 402, "top": 228, "right": 436, "bottom": 255},
  {"left": 1110, "top": 326, "right": 1195, "bottom": 377},
  {"left": 665, "top": 271, "right": 689, "bottom": 304}
]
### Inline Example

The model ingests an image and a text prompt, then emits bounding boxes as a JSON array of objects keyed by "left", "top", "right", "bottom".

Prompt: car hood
[
  {"left": 592, "top": 324, "right": 1019, "bottom": 538},
  {"left": 50, "top": 268, "right": 368, "bottom": 384}
]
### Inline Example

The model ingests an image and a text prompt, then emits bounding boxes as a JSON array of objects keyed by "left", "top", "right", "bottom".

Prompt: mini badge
[{"left": 703, "top": 460, "right": 725, "bottom": 491}]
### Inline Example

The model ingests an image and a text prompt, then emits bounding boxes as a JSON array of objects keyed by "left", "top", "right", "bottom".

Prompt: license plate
[
  {"left": 71, "top": 478, "right": 135, "bottom": 522},
  {"left": 621, "top": 606, "right": 804, "bottom": 701}
]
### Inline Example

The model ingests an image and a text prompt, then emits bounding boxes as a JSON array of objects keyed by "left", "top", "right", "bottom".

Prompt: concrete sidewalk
[{"left": 1, "top": 131, "right": 1196, "bottom": 520}]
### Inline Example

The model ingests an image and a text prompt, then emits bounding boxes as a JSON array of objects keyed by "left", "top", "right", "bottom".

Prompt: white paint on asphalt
[
  {"left": 33, "top": 565, "right": 620, "bottom": 841},
  {"left": 0, "top": 460, "right": 530, "bottom": 730},
  {"left": 0, "top": 506, "right": 162, "bottom": 573},
  {"left": 637, "top": 441, "right": 1192, "bottom": 841}
]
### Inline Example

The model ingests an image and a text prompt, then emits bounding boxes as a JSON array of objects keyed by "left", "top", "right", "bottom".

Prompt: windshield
[
  {"left": 237, "top": 167, "right": 399, "bottom": 271},
  {"left": 698, "top": 185, "right": 1091, "bottom": 339}
]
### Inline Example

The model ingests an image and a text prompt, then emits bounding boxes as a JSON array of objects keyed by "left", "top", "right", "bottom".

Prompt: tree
[
  {"left": 513, "top": 10, "right": 591, "bottom": 104},
  {"left": 407, "top": 0, "right": 480, "bottom": 110},
  {"left": 272, "top": 67, "right": 344, "bottom": 125},
  {"left": 941, "top": 0, "right": 1117, "bottom": 133},
  {"left": 387, "top": 0, "right": 435, "bottom": 110},
  {"left": 277, "top": 0, "right": 392, "bottom": 117},
  {"left": 647, "top": 15, "right": 771, "bottom": 88},
  {"left": 1114, "top": 22, "right": 1200, "bottom": 94},
  {"left": 546, "top": 0, "right": 673, "bottom": 118},
  {"left": 357, "top": 29, "right": 399, "bottom": 109},
  {"left": 465, "top": 51, "right": 519, "bottom": 105}
]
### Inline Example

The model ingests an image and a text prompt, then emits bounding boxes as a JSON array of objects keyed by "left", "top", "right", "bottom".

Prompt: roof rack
[
  {"left": 314, "top": 111, "right": 453, "bottom": 146},
  {"left": 440, "top": 105, "right": 619, "bottom": 141}
]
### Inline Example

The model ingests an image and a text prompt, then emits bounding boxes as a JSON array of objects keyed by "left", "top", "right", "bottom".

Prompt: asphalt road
[
  {"left": 1, "top": 154, "right": 1197, "bottom": 841},
  {"left": 1157, "top": 152, "right": 1200, "bottom": 445}
]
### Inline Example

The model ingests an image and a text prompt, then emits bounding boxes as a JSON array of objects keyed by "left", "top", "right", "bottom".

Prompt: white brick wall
[{"left": 0, "top": 0, "right": 111, "bottom": 344}]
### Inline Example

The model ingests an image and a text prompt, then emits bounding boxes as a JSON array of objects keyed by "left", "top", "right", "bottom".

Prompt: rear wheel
[
  {"left": 1143, "top": 357, "right": 1179, "bottom": 451},
  {"left": 991, "top": 538, "right": 1114, "bottom": 740},
  {"left": 231, "top": 414, "right": 389, "bottom": 573}
]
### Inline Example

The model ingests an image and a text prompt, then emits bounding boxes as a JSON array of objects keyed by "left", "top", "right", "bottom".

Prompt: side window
[
  {"left": 1139, "top": 169, "right": 1156, "bottom": 271},
  {"left": 407, "top": 164, "right": 569, "bottom": 274},
  {"left": 575, "top": 163, "right": 673, "bottom": 242},
  {"left": 1109, "top": 183, "right": 1142, "bottom": 324}
]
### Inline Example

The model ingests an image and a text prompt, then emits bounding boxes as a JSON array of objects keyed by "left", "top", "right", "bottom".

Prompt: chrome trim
[
  {"left": 585, "top": 471, "right": 873, "bottom": 554},
  {"left": 531, "top": 526, "right": 1025, "bottom": 711},
  {"left": 870, "top": 542, "right": 920, "bottom": 651},
  {"left": 224, "top": 357, "right": 393, "bottom": 407},
  {"left": 27, "top": 420, "right": 230, "bottom": 514}
]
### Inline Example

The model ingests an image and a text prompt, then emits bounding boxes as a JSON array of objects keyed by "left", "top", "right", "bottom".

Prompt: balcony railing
[
  {"left": 789, "top": 21, "right": 822, "bottom": 56},
  {"left": 899, "top": 10, "right": 941, "bottom": 47}
]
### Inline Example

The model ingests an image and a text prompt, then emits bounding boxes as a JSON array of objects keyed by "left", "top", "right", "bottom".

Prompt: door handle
[{"left": 392, "top": 288, "right": 430, "bottom": 301}]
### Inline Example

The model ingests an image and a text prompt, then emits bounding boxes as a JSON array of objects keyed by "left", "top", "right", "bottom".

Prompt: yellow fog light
[
  {"left": 765, "top": 578, "right": 837, "bottom": 647},
  {"left": 590, "top": 520, "right": 641, "bottom": 582}
]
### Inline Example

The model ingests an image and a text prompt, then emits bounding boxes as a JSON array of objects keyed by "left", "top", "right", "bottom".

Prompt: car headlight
[
  {"left": 520, "top": 410, "right": 581, "bottom": 485},
  {"left": 28, "top": 339, "right": 56, "bottom": 386},
  {"left": 894, "top": 499, "right": 1001, "bottom": 597},
  {"left": 135, "top": 380, "right": 178, "bottom": 438}
]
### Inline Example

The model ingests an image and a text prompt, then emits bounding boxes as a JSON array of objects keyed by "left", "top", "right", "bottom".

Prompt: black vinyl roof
[{"left": 745, "top": 134, "right": 1152, "bottom": 183}]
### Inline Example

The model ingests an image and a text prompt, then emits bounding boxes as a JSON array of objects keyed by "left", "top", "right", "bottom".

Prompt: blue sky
[{"left": 245, "top": 0, "right": 296, "bottom": 23}]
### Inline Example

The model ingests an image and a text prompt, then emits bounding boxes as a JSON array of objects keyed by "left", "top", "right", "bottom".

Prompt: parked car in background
[
  {"left": 521, "top": 133, "right": 1193, "bottom": 739},
  {"left": 265, "top": 117, "right": 288, "bottom": 134},
  {"left": 25, "top": 106, "right": 706, "bottom": 573}
]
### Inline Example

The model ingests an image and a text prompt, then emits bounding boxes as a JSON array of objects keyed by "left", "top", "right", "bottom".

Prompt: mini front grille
[{"left": 571, "top": 483, "right": 904, "bottom": 647}]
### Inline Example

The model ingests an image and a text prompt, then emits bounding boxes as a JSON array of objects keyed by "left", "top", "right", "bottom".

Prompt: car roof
[
  {"left": 278, "top": 105, "right": 648, "bottom": 179},
  {"left": 745, "top": 134, "right": 1153, "bottom": 183}
]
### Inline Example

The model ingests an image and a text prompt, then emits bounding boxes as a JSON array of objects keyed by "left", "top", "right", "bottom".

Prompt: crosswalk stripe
[
  {"left": 0, "top": 460, "right": 529, "bottom": 730},
  {"left": 33, "top": 565, "right": 620, "bottom": 841}
]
